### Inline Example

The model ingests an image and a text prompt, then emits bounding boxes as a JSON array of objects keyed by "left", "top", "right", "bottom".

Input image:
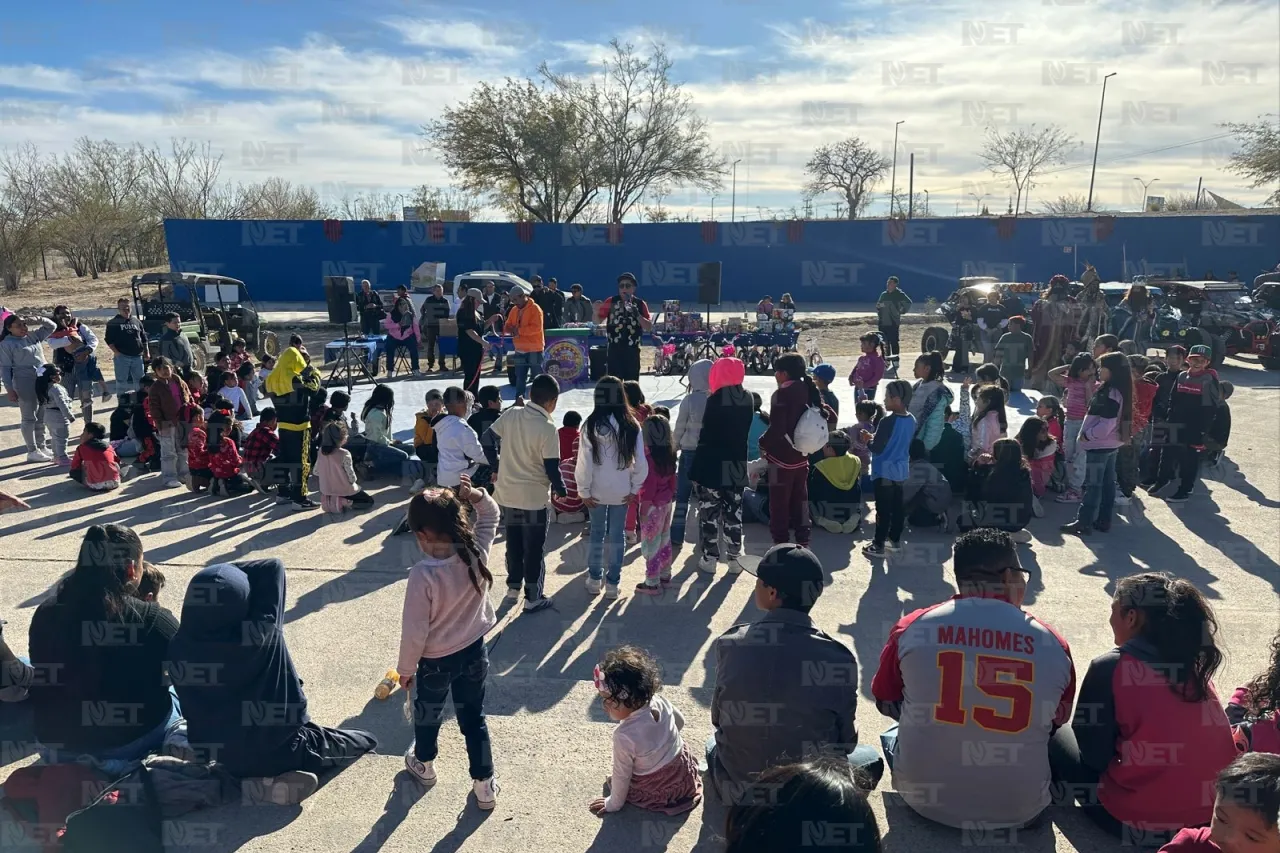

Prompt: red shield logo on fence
[
  {"left": 701, "top": 220, "right": 717, "bottom": 244},
  {"left": 1093, "top": 215, "right": 1116, "bottom": 242},
  {"left": 787, "top": 220, "right": 804, "bottom": 243},
  {"left": 607, "top": 222, "right": 623, "bottom": 245},
  {"left": 996, "top": 216, "right": 1017, "bottom": 240},
  {"left": 886, "top": 219, "right": 907, "bottom": 244},
  {"left": 323, "top": 219, "right": 343, "bottom": 243},
  {"left": 515, "top": 221, "right": 534, "bottom": 244},
  {"left": 428, "top": 220, "right": 445, "bottom": 244}
]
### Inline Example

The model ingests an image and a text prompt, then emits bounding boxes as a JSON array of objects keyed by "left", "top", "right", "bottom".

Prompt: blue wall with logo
[{"left": 163, "top": 214, "right": 1277, "bottom": 305}]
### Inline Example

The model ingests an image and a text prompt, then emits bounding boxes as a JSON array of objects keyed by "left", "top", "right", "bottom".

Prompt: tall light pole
[
  {"left": 923, "top": 189, "right": 930, "bottom": 216},
  {"left": 1133, "top": 176, "right": 1159, "bottom": 212},
  {"left": 968, "top": 191, "right": 989, "bottom": 215},
  {"left": 731, "top": 159, "right": 742, "bottom": 222},
  {"left": 1086, "top": 71, "right": 1117, "bottom": 212},
  {"left": 889, "top": 120, "right": 904, "bottom": 217},
  {"left": 710, "top": 195, "right": 717, "bottom": 220}
]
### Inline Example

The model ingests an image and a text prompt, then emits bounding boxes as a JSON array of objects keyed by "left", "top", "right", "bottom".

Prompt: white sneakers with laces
[
  {"left": 404, "top": 754, "right": 437, "bottom": 785},
  {"left": 473, "top": 777, "right": 499, "bottom": 810}
]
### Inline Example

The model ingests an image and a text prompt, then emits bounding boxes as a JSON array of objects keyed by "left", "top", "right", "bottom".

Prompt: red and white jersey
[{"left": 871, "top": 594, "right": 1075, "bottom": 829}]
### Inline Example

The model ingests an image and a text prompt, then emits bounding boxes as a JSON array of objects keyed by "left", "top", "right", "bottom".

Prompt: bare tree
[
  {"left": 426, "top": 78, "right": 604, "bottom": 222},
  {"left": 977, "top": 124, "right": 1078, "bottom": 215},
  {"left": 1221, "top": 115, "right": 1280, "bottom": 206},
  {"left": 888, "top": 189, "right": 936, "bottom": 217},
  {"left": 335, "top": 192, "right": 401, "bottom": 220},
  {"left": 1160, "top": 190, "right": 1220, "bottom": 212},
  {"left": 541, "top": 40, "right": 724, "bottom": 223},
  {"left": 0, "top": 144, "right": 48, "bottom": 292},
  {"left": 1040, "top": 193, "right": 1091, "bottom": 215},
  {"left": 239, "top": 177, "right": 327, "bottom": 219},
  {"left": 801, "top": 137, "right": 890, "bottom": 219},
  {"left": 411, "top": 185, "right": 485, "bottom": 220}
]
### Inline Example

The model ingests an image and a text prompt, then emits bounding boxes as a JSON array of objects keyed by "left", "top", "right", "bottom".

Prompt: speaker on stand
[
  {"left": 322, "top": 276, "right": 375, "bottom": 390},
  {"left": 693, "top": 262, "right": 723, "bottom": 362}
]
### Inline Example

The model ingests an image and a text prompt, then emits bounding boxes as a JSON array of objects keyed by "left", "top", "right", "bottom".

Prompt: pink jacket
[
  {"left": 316, "top": 447, "right": 359, "bottom": 498},
  {"left": 849, "top": 353, "right": 886, "bottom": 393},
  {"left": 638, "top": 448, "right": 677, "bottom": 506},
  {"left": 382, "top": 314, "right": 420, "bottom": 341},
  {"left": 397, "top": 492, "right": 499, "bottom": 673},
  {"left": 970, "top": 411, "right": 1006, "bottom": 457}
]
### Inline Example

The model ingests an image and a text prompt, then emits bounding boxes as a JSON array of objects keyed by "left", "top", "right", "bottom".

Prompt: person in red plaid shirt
[{"left": 242, "top": 407, "right": 279, "bottom": 492}]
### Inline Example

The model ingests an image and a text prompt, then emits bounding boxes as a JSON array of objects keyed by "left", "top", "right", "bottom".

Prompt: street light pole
[
  {"left": 1086, "top": 71, "right": 1117, "bottom": 212},
  {"left": 710, "top": 195, "right": 717, "bottom": 220},
  {"left": 1133, "top": 177, "right": 1159, "bottom": 212},
  {"left": 889, "top": 120, "right": 904, "bottom": 217},
  {"left": 731, "top": 159, "right": 741, "bottom": 222},
  {"left": 924, "top": 189, "right": 930, "bottom": 216}
]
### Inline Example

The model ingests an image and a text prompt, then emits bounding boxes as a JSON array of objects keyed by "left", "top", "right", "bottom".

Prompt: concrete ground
[{"left": 0, "top": 350, "right": 1277, "bottom": 853}]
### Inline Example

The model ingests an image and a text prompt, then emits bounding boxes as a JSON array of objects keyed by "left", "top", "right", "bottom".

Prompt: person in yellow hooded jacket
[
  {"left": 265, "top": 346, "right": 322, "bottom": 510},
  {"left": 808, "top": 431, "right": 863, "bottom": 534}
]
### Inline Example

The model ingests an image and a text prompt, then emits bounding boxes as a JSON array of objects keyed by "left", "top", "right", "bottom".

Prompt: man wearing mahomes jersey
[{"left": 871, "top": 527, "right": 1076, "bottom": 830}]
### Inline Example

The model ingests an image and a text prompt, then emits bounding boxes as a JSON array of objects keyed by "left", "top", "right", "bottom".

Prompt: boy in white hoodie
[
  {"left": 434, "top": 386, "right": 489, "bottom": 488},
  {"left": 670, "top": 359, "right": 712, "bottom": 556}
]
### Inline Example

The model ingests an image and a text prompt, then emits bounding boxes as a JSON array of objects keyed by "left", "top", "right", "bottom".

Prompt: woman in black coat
[{"left": 688, "top": 358, "right": 755, "bottom": 575}]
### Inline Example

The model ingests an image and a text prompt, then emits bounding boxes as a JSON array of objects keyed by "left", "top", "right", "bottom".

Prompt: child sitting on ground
[
  {"left": 972, "top": 362, "right": 1010, "bottom": 398},
  {"left": 123, "top": 376, "right": 161, "bottom": 479},
  {"left": 435, "top": 387, "right": 489, "bottom": 489},
  {"left": 589, "top": 646, "right": 701, "bottom": 816},
  {"left": 183, "top": 369, "right": 206, "bottom": 413},
  {"left": 1157, "top": 753, "right": 1280, "bottom": 852},
  {"left": 1017, "top": 416, "right": 1058, "bottom": 498},
  {"left": 236, "top": 359, "right": 259, "bottom": 415},
  {"left": 316, "top": 419, "right": 375, "bottom": 513},
  {"left": 242, "top": 407, "right": 279, "bottom": 491},
  {"left": 811, "top": 363, "right": 840, "bottom": 426},
  {"left": 930, "top": 405, "right": 969, "bottom": 494},
  {"left": 206, "top": 408, "right": 254, "bottom": 496},
  {"left": 467, "top": 385, "right": 503, "bottom": 440},
  {"left": 904, "top": 438, "right": 951, "bottom": 530},
  {"left": 135, "top": 563, "right": 166, "bottom": 602},
  {"left": 216, "top": 370, "right": 252, "bottom": 419},
  {"left": 969, "top": 383, "right": 1009, "bottom": 461},
  {"left": 861, "top": 380, "right": 916, "bottom": 559},
  {"left": 110, "top": 392, "right": 133, "bottom": 442},
  {"left": 1227, "top": 627, "right": 1280, "bottom": 756},
  {"left": 552, "top": 410, "right": 585, "bottom": 523},
  {"left": 963, "top": 438, "right": 1034, "bottom": 542},
  {"left": 187, "top": 409, "right": 212, "bottom": 493},
  {"left": 809, "top": 430, "right": 862, "bottom": 535},
  {"left": 69, "top": 421, "right": 120, "bottom": 491},
  {"left": 848, "top": 332, "right": 886, "bottom": 404},
  {"left": 257, "top": 354, "right": 275, "bottom": 398}
]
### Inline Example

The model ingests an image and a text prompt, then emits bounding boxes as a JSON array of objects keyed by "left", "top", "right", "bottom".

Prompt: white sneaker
[
  {"left": 504, "top": 587, "right": 520, "bottom": 601},
  {"left": 405, "top": 754, "right": 437, "bottom": 785},
  {"left": 604, "top": 583, "right": 620, "bottom": 600},
  {"left": 410, "top": 479, "right": 426, "bottom": 493},
  {"left": 697, "top": 555, "right": 717, "bottom": 574},
  {"left": 26, "top": 449, "right": 52, "bottom": 463},
  {"left": 473, "top": 776, "right": 499, "bottom": 810},
  {"left": 164, "top": 479, "right": 183, "bottom": 488},
  {"left": 885, "top": 540, "right": 902, "bottom": 553},
  {"left": 585, "top": 577, "right": 603, "bottom": 595},
  {"left": 727, "top": 558, "right": 745, "bottom": 575}
]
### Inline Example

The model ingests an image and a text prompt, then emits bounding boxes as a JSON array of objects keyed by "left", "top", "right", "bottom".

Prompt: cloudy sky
[{"left": 1, "top": 0, "right": 1276, "bottom": 219}]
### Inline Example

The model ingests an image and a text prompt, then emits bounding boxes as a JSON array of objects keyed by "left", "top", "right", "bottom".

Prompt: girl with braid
[{"left": 397, "top": 475, "right": 502, "bottom": 810}]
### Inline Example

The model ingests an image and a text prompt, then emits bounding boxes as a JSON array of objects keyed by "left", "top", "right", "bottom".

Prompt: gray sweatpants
[
  {"left": 158, "top": 424, "right": 189, "bottom": 481},
  {"left": 13, "top": 374, "right": 47, "bottom": 452},
  {"left": 45, "top": 416, "right": 71, "bottom": 461}
]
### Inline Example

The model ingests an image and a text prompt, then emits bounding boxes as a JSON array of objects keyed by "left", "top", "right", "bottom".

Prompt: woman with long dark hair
[
  {"left": 455, "top": 288, "right": 491, "bottom": 395},
  {"left": 0, "top": 312, "right": 57, "bottom": 461},
  {"left": 1062, "top": 351, "right": 1132, "bottom": 536},
  {"left": 577, "top": 376, "right": 646, "bottom": 598},
  {"left": 28, "top": 524, "right": 183, "bottom": 768},
  {"left": 1050, "top": 572, "right": 1235, "bottom": 843}
]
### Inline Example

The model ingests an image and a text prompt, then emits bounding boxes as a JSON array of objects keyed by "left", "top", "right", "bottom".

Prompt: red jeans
[{"left": 767, "top": 463, "right": 810, "bottom": 545}]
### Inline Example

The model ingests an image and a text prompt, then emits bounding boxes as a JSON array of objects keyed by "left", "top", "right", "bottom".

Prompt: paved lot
[{"left": 0, "top": 351, "right": 1277, "bottom": 852}]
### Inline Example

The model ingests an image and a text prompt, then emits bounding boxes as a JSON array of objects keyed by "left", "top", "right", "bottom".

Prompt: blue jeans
[
  {"left": 365, "top": 441, "right": 424, "bottom": 483},
  {"left": 670, "top": 449, "right": 696, "bottom": 552},
  {"left": 1076, "top": 448, "right": 1118, "bottom": 528},
  {"left": 113, "top": 355, "right": 145, "bottom": 396},
  {"left": 588, "top": 503, "right": 628, "bottom": 585},
  {"left": 39, "top": 686, "right": 184, "bottom": 776},
  {"left": 510, "top": 350, "right": 542, "bottom": 398}
]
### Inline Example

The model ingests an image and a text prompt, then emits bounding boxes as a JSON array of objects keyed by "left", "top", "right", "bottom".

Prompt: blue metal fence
[{"left": 163, "top": 214, "right": 1278, "bottom": 304}]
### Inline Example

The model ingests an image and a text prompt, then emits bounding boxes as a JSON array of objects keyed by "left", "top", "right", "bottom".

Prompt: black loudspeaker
[
  {"left": 324, "top": 276, "right": 355, "bottom": 325},
  {"left": 697, "top": 262, "right": 722, "bottom": 305},
  {"left": 589, "top": 345, "right": 608, "bottom": 380}
]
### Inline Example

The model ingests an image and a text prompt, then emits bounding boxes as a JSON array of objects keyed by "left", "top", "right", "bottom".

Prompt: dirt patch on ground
[{"left": 4, "top": 267, "right": 168, "bottom": 313}]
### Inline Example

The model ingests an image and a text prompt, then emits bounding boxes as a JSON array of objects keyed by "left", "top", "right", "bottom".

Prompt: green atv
[{"left": 131, "top": 272, "right": 279, "bottom": 372}]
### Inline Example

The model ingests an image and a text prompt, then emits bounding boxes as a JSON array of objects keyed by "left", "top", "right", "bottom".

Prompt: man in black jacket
[
  {"left": 532, "top": 276, "right": 565, "bottom": 330},
  {"left": 419, "top": 284, "right": 451, "bottom": 372},
  {"left": 105, "top": 297, "right": 149, "bottom": 395},
  {"left": 356, "top": 279, "right": 384, "bottom": 336},
  {"left": 563, "top": 283, "right": 593, "bottom": 324}
]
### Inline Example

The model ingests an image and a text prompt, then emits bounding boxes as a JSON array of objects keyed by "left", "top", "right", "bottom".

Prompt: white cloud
[{"left": 0, "top": 0, "right": 1273, "bottom": 220}]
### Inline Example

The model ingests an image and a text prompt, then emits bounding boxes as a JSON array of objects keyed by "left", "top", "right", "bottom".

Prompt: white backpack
[{"left": 788, "top": 405, "right": 830, "bottom": 456}]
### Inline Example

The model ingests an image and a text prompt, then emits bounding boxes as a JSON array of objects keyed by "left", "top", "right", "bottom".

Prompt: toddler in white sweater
[{"left": 589, "top": 646, "right": 701, "bottom": 816}]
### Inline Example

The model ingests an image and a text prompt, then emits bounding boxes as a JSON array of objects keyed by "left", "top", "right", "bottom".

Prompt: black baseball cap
[
  {"left": 617, "top": 272, "right": 637, "bottom": 285},
  {"left": 743, "top": 544, "right": 825, "bottom": 607}
]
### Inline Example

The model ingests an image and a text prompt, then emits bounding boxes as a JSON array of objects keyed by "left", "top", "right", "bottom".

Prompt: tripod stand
[
  {"left": 692, "top": 301, "right": 719, "bottom": 361},
  {"left": 326, "top": 321, "right": 377, "bottom": 391}
]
